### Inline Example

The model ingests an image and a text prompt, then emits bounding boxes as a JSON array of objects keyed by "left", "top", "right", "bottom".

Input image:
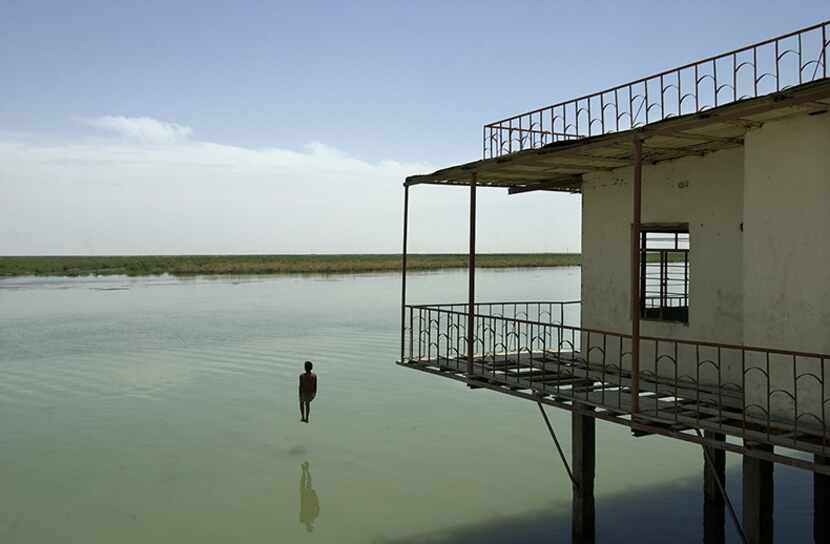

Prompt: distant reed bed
[{"left": 0, "top": 254, "right": 582, "bottom": 277}]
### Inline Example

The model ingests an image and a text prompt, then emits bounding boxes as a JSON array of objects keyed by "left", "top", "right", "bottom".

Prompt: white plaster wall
[
  {"left": 581, "top": 148, "right": 744, "bottom": 388},
  {"left": 743, "top": 112, "right": 830, "bottom": 424}
]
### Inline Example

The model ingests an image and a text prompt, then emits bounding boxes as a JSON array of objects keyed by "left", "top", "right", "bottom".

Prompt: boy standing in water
[{"left": 299, "top": 361, "right": 317, "bottom": 423}]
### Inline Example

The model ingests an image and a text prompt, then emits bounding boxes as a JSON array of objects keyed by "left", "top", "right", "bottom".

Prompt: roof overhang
[{"left": 405, "top": 79, "right": 830, "bottom": 194}]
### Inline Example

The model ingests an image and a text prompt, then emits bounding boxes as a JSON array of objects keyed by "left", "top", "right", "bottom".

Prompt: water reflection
[
  {"left": 373, "top": 472, "right": 740, "bottom": 543},
  {"left": 300, "top": 461, "right": 320, "bottom": 532}
]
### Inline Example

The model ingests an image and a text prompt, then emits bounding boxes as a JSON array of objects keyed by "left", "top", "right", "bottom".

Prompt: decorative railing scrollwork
[
  {"left": 483, "top": 21, "right": 830, "bottom": 159},
  {"left": 403, "top": 301, "right": 830, "bottom": 456}
]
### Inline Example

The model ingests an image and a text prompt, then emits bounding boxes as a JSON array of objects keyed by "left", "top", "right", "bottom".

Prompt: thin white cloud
[
  {"left": 83, "top": 115, "right": 194, "bottom": 144},
  {"left": 0, "top": 119, "right": 581, "bottom": 255}
]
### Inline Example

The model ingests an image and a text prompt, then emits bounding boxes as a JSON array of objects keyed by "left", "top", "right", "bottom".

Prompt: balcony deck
[{"left": 399, "top": 302, "right": 830, "bottom": 474}]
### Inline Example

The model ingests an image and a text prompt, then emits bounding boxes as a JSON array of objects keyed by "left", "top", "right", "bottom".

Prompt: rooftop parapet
[{"left": 483, "top": 20, "right": 830, "bottom": 159}]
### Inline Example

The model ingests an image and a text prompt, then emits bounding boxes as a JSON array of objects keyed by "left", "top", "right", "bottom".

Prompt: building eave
[{"left": 405, "top": 78, "right": 830, "bottom": 194}]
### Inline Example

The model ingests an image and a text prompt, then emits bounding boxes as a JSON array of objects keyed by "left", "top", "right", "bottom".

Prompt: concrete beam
[
  {"left": 573, "top": 409, "right": 596, "bottom": 543},
  {"left": 743, "top": 442, "right": 774, "bottom": 544}
]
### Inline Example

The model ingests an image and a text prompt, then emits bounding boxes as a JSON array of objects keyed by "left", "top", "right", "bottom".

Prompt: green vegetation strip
[{"left": 0, "top": 254, "right": 582, "bottom": 277}]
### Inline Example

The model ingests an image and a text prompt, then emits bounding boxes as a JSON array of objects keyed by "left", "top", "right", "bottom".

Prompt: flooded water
[{"left": 0, "top": 268, "right": 813, "bottom": 543}]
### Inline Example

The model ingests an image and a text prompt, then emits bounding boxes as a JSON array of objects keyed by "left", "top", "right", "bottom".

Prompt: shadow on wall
[{"left": 374, "top": 462, "right": 811, "bottom": 544}]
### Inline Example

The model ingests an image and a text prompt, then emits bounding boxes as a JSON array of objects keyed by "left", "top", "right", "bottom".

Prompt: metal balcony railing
[
  {"left": 402, "top": 301, "right": 830, "bottom": 458},
  {"left": 483, "top": 21, "right": 830, "bottom": 159}
]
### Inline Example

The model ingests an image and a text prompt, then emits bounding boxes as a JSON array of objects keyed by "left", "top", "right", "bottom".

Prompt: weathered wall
[
  {"left": 581, "top": 147, "right": 745, "bottom": 387},
  {"left": 579, "top": 112, "right": 830, "bottom": 424},
  {"left": 743, "top": 112, "right": 830, "bottom": 423}
]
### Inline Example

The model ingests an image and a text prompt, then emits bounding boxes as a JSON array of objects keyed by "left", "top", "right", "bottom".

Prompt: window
[{"left": 640, "top": 225, "right": 689, "bottom": 323}]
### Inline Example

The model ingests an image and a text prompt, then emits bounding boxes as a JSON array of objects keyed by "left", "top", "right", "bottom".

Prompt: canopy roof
[{"left": 406, "top": 79, "right": 830, "bottom": 194}]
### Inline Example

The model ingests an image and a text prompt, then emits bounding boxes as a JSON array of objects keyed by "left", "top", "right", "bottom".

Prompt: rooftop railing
[{"left": 483, "top": 21, "right": 830, "bottom": 159}]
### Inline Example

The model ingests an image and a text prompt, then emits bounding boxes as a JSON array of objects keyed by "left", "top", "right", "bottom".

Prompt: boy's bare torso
[{"left": 299, "top": 372, "right": 317, "bottom": 399}]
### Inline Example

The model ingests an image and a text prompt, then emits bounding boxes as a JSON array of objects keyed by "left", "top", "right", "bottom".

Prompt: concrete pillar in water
[
  {"left": 816, "top": 455, "right": 830, "bottom": 543},
  {"left": 572, "top": 408, "right": 595, "bottom": 544},
  {"left": 743, "top": 442, "right": 773, "bottom": 544},
  {"left": 703, "top": 431, "right": 726, "bottom": 544}
]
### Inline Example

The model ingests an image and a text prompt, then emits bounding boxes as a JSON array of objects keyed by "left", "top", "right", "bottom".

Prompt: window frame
[{"left": 639, "top": 223, "right": 689, "bottom": 324}]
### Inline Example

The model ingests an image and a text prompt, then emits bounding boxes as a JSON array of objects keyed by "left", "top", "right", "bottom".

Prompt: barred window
[{"left": 640, "top": 226, "right": 689, "bottom": 323}]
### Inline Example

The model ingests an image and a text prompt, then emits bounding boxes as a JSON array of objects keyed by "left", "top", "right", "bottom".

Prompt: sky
[{"left": 1, "top": 1, "right": 827, "bottom": 255}]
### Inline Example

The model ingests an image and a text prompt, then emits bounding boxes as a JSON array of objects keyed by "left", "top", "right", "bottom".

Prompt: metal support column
[
  {"left": 743, "top": 443, "right": 774, "bottom": 544},
  {"left": 815, "top": 455, "right": 830, "bottom": 543},
  {"left": 467, "top": 172, "right": 477, "bottom": 376},
  {"left": 703, "top": 431, "right": 726, "bottom": 544},
  {"left": 631, "top": 136, "right": 643, "bottom": 414},
  {"left": 537, "top": 402, "right": 576, "bottom": 487},
  {"left": 573, "top": 408, "right": 596, "bottom": 544},
  {"left": 400, "top": 183, "right": 409, "bottom": 364}
]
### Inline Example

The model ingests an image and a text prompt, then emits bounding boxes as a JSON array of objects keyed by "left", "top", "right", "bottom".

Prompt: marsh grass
[{"left": 0, "top": 254, "right": 582, "bottom": 277}]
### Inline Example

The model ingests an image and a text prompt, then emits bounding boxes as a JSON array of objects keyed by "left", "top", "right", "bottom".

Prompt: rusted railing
[
  {"left": 403, "top": 302, "right": 830, "bottom": 456},
  {"left": 405, "top": 301, "right": 580, "bottom": 365},
  {"left": 483, "top": 20, "right": 830, "bottom": 159}
]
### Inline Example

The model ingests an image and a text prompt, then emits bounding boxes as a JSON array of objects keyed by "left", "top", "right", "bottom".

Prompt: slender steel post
[
  {"left": 697, "top": 429, "right": 747, "bottom": 544},
  {"left": 400, "top": 183, "right": 409, "bottom": 364},
  {"left": 467, "top": 172, "right": 477, "bottom": 376},
  {"left": 703, "top": 430, "right": 728, "bottom": 544},
  {"left": 537, "top": 402, "right": 577, "bottom": 488},
  {"left": 631, "top": 136, "right": 642, "bottom": 414}
]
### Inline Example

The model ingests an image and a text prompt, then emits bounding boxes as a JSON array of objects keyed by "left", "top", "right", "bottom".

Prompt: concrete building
[
  {"left": 582, "top": 109, "right": 830, "bottom": 424},
  {"left": 398, "top": 20, "right": 830, "bottom": 544}
]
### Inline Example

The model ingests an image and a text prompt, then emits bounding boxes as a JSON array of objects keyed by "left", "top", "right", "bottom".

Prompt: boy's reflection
[{"left": 300, "top": 461, "right": 320, "bottom": 532}]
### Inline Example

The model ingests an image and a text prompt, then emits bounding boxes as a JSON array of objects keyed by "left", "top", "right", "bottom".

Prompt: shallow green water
[{"left": 0, "top": 269, "right": 812, "bottom": 543}]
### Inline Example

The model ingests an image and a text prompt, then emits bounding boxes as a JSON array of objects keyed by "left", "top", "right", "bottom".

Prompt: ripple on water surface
[{"left": 0, "top": 270, "right": 815, "bottom": 543}]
